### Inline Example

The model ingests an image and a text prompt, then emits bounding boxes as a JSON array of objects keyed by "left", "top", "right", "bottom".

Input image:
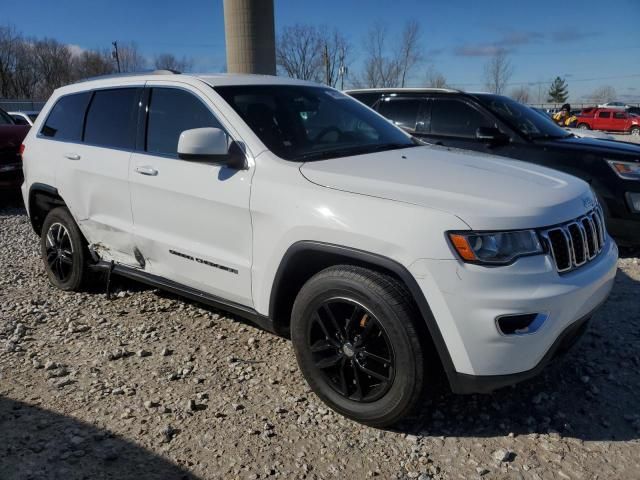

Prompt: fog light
[
  {"left": 627, "top": 192, "right": 640, "bottom": 213},
  {"left": 496, "top": 313, "right": 548, "bottom": 335}
]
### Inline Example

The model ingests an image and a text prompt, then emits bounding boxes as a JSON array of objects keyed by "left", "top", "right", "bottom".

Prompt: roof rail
[{"left": 75, "top": 69, "right": 181, "bottom": 84}]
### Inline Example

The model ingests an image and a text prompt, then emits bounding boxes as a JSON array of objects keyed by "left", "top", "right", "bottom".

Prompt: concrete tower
[{"left": 223, "top": 0, "right": 276, "bottom": 75}]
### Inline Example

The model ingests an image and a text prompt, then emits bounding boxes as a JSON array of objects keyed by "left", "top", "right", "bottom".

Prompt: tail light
[{"left": 19, "top": 144, "right": 25, "bottom": 156}]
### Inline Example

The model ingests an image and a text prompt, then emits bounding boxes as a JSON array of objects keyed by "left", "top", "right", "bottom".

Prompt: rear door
[
  {"left": 42, "top": 87, "right": 142, "bottom": 265},
  {"left": 128, "top": 82, "right": 254, "bottom": 306}
]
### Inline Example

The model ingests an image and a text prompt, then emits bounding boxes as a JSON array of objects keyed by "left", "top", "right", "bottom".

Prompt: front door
[{"left": 128, "top": 83, "right": 254, "bottom": 306}]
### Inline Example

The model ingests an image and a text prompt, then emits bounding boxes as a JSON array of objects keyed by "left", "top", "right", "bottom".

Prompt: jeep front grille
[{"left": 540, "top": 206, "right": 606, "bottom": 273}]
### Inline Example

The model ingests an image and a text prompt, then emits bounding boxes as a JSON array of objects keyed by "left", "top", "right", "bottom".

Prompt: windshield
[
  {"left": 474, "top": 94, "right": 570, "bottom": 139},
  {"left": 215, "top": 85, "right": 416, "bottom": 161}
]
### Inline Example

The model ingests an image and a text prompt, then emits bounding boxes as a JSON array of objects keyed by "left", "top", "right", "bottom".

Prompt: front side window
[
  {"left": 430, "top": 99, "right": 492, "bottom": 138},
  {"left": 146, "top": 88, "right": 223, "bottom": 157},
  {"left": 377, "top": 98, "right": 422, "bottom": 132},
  {"left": 84, "top": 88, "right": 140, "bottom": 149},
  {"left": 475, "top": 94, "right": 570, "bottom": 139},
  {"left": 215, "top": 85, "right": 415, "bottom": 161},
  {"left": 41, "top": 92, "right": 91, "bottom": 141},
  {"left": 598, "top": 111, "right": 611, "bottom": 119}
]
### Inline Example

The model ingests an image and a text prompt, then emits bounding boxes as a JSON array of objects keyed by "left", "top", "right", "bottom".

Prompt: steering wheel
[{"left": 314, "top": 126, "right": 343, "bottom": 142}]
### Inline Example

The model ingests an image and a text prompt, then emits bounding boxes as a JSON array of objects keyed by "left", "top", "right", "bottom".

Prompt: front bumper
[{"left": 413, "top": 237, "right": 618, "bottom": 390}]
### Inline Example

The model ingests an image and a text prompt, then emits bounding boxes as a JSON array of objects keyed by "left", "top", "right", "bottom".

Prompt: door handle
[
  {"left": 135, "top": 166, "right": 158, "bottom": 176},
  {"left": 64, "top": 153, "right": 81, "bottom": 160}
]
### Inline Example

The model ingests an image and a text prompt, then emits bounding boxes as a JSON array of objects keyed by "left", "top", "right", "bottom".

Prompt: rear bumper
[
  {"left": 449, "top": 308, "right": 593, "bottom": 394},
  {"left": 0, "top": 163, "right": 23, "bottom": 189}
]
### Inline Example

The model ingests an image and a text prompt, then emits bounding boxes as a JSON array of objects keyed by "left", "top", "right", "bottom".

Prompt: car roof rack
[{"left": 75, "top": 69, "right": 181, "bottom": 84}]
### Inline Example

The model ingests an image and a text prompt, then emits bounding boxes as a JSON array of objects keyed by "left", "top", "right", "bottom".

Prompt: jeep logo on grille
[{"left": 582, "top": 197, "right": 595, "bottom": 209}]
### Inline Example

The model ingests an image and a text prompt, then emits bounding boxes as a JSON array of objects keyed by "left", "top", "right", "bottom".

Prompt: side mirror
[
  {"left": 476, "top": 127, "right": 509, "bottom": 145},
  {"left": 178, "top": 127, "right": 246, "bottom": 169}
]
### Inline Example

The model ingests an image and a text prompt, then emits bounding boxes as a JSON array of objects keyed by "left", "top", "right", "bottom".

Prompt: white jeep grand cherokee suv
[{"left": 21, "top": 72, "right": 617, "bottom": 427}]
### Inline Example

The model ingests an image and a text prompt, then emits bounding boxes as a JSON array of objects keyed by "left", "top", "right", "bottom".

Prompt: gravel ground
[{"left": 1, "top": 196, "right": 639, "bottom": 480}]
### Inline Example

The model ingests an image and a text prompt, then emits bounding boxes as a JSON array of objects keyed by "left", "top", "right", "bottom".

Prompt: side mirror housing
[
  {"left": 476, "top": 127, "right": 509, "bottom": 145},
  {"left": 178, "top": 127, "right": 246, "bottom": 169}
]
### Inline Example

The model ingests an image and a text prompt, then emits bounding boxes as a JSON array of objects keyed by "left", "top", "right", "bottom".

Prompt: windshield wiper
[{"left": 296, "top": 143, "right": 416, "bottom": 162}]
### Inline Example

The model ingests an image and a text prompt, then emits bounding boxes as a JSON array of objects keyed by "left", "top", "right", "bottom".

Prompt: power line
[{"left": 449, "top": 73, "right": 640, "bottom": 88}]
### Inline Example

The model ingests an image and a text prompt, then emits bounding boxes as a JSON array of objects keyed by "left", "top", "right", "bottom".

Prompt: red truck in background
[
  {"left": 576, "top": 108, "right": 640, "bottom": 136},
  {"left": 0, "top": 107, "right": 30, "bottom": 190}
]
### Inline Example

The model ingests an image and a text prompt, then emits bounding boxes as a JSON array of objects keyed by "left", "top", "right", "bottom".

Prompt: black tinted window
[
  {"left": 430, "top": 99, "right": 491, "bottom": 137},
  {"left": 613, "top": 112, "right": 627, "bottom": 119},
  {"left": 0, "top": 109, "right": 14, "bottom": 125},
  {"left": 348, "top": 92, "right": 381, "bottom": 108},
  {"left": 84, "top": 88, "right": 140, "bottom": 149},
  {"left": 377, "top": 99, "right": 423, "bottom": 132},
  {"left": 11, "top": 115, "right": 29, "bottom": 125},
  {"left": 41, "top": 93, "right": 91, "bottom": 141},
  {"left": 598, "top": 111, "right": 611, "bottom": 118},
  {"left": 146, "top": 88, "right": 221, "bottom": 157}
]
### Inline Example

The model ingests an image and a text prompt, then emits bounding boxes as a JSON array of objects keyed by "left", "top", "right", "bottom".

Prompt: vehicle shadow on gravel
[
  {"left": 0, "top": 396, "right": 200, "bottom": 480},
  {"left": 395, "top": 267, "right": 640, "bottom": 442}
]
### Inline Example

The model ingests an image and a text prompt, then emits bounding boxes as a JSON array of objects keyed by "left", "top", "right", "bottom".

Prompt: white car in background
[
  {"left": 597, "top": 102, "right": 629, "bottom": 109},
  {"left": 8, "top": 111, "right": 38, "bottom": 126},
  {"left": 567, "top": 128, "right": 615, "bottom": 140},
  {"left": 20, "top": 72, "right": 618, "bottom": 426}
]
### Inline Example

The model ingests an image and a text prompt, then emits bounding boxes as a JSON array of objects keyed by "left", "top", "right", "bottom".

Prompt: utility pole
[
  {"left": 323, "top": 43, "right": 330, "bottom": 86},
  {"left": 338, "top": 46, "right": 346, "bottom": 91},
  {"left": 112, "top": 41, "right": 121, "bottom": 73}
]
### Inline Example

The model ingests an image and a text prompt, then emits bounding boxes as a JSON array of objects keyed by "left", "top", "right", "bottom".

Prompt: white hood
[{"left": 300, "top": 145, "right": 594, "bottom": 230}]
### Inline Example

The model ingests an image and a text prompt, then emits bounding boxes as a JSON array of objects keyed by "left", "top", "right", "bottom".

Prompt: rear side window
[
  {"left": 430, "top": 99, "right": 491, "bottom": 138},
  {"left": 613, "top": 112, "right": 627, "bottom": 119},
  {"left": 598, "top": 111, "right": 611, "bottom": 118},
  {"left": 377, "top": 99, "right": 423, "bottom": 132},
  {"left": 41, "top": 92, "right": 91, "bottom": 141},
  {"left": 145, "top": 88, "right": 222, "bottom": 157},
  {"left": 84, "top": 88, "right": 140, "bottom": 149}
]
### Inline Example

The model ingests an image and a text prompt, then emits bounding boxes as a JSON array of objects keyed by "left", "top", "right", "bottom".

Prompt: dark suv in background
[
  {"left": 347, "top": 88, "right": 640, "bottom": 246},
  {"left": 0, "top": 107, "right": 30, "bottom": 192}
]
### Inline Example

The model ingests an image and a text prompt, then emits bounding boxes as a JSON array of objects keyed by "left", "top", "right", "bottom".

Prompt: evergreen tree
[{"left": 547, "top": 77, "right": 569, "bottom": 103}]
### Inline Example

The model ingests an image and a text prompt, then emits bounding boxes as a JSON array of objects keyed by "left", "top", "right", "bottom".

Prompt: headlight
[
  {"left": 448, "top": 230, "right": 543, "bottom": 265},
  {"left": 606, "top": 159, "right": 640, "bottom": 180}
]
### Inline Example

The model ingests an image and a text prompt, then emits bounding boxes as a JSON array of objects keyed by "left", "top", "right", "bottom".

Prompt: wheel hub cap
[{"left": 342, "top": 343, "right": 356, "bottom": 358}]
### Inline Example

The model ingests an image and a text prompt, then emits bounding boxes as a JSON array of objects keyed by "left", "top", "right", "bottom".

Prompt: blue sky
[{"left": 1, "top": 0, "right": 639, "bottom": 102}]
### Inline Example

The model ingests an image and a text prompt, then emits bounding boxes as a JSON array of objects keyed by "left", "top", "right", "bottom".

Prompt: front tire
[
  {"left": 40, "top": 207, "right": 89, "bottom": 291},
  {"left": 577, "top": 123, "right": 589, "bottom": 130},
  {"left": 291, "top": 265, "right": 426, "bottom": 427}
]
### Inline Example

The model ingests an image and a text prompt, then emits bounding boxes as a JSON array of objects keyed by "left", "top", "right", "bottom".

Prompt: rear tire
[
  {"left": 577, "top": 123, "right": 589, "bottom": 130},
  {"left": 40, "top": 207, "right": 89, "bottom": 291},
  {"left": 290, "top": 265, "right": 427, "bottom": 427},
  {"left": 630, "top": 126, "right": 640, "bottom": 136}
]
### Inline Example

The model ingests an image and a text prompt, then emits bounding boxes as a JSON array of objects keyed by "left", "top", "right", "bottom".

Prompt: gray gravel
[{"left": 1, "top": 199, "right": 639, "bottom": 480}]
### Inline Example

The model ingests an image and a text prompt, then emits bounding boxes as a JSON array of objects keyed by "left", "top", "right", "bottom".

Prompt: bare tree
[
  {"left": 32, "top": 38, "right": 75, "bottom": 99},
  {"left": 397, "top": 20, "right": 422, "bottom": 87},
  {"left": 154, "top": 53, "right": 194, "bottom": 72},
  {"left": 117, "top": 42, "right": 147, "bottom": 72},
  {"left": 424, "top": 66, "right": 447, "bottom": 88},
  {"left": 483, "top": 50, "right": 513, "bottom": 94},
  {"left": 319, "top": 28, "right": 350, "bottom": 88},
  {"left": 73, "top": 50, "right": 115, "bottom": 79},
  {"left": 11, "top": 41, "right": 39, "bottom": 98},
  {"left": 588, "top": 85, "right": 617, "bottom": 104},
  {"left": 276, "top": 24, "right": 323, "bottom": 82},
  {"left": 0, "top": 25, "right": 20, "bottom": 97},
  {"left": 359, "top": 23, "right": 400, "bottom": 88},
  {"left": 509, "top": 85, "right": 530, "bottom": 103}
]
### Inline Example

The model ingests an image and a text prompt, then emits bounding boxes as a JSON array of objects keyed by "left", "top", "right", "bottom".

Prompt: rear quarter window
[{"left": 40, "top": 92, "right": 91, "bottom": 141}]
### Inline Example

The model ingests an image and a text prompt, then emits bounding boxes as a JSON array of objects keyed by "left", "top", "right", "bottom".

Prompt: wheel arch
[
  {"left": 268, "top": 240, "right": 458, "bottom": 386},
  {"left": 28, "top": 183, "right": 66, "bottom": 235}
]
